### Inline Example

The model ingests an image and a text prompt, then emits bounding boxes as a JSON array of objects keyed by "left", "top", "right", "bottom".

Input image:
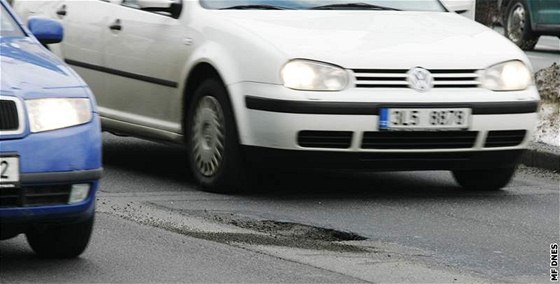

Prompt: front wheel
[
  {"left": 186, "top": 79, "right": 247, "bottom": 193},
  {"left": 452, "top": 167, "right": 517, "bottom": 191},
  {"left": 504, "top": 0, "right": 538, "bottom": 50},
  {"left": 26, "top": 215, "right": 94, "bottom": 258}
]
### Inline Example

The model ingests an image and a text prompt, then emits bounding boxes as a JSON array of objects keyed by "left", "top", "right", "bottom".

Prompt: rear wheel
[
  {"left": 186, "top": 79, "right": 248, "bottom": 193},
  {"left": 452, "top": 167, "right": 517, "bottom": 191},
  {"left": 504, "top": 0, "right": 538, "bottom": 50},
  {"left": 26, "top": 215, "right": 94, "bottom": 258}
]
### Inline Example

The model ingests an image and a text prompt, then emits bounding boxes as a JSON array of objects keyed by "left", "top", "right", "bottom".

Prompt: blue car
[{"left": 0, "top": 1, "right": 102, "bottom": 258}]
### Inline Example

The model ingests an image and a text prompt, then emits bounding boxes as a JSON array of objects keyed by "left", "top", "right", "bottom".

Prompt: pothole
[
  {"left": 100, "top": 199, "right": 370, "bottom": 253},
  {"left": 171, "top": 231, "right": 367, "bottom": 253},
  {"left": 220, "top": 218, "right": 367, "bottom": 242},
  {"left": 204, "top": 213, "right": 369, "bottom": 252},
  {"left": 114, "top": 213, "right": 369, "bottom": 253}
]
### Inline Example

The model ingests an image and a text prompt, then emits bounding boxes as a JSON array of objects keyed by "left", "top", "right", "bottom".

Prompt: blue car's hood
[{"left": 1, "top": 37, "right": 88, "bottom": 97}]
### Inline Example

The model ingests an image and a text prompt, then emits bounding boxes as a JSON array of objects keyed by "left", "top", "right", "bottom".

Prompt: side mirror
[
  {"left": 137, "top": 0, "right": 182, "bottom": 19},
  {"left": 27, "top": 17, "right": 63, "bottom": 45}
]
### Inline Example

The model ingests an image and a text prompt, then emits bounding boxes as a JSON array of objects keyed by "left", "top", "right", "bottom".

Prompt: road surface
[{"left": 2, "top": 134, "right": 557, "bottom": 283}]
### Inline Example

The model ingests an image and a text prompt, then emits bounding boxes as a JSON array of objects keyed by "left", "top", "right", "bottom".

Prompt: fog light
[{"left": 69, "top": 184, "right": 90, "bottom": 204}]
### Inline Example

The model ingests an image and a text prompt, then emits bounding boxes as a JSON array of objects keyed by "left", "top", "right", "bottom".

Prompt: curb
[{"left": 522, "top": 142, "right": 560, "bottom": 172}]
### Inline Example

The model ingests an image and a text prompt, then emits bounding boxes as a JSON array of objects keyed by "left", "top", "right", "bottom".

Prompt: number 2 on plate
[{"left": 0, "top": 161, "right": 9, "bottom": 179}]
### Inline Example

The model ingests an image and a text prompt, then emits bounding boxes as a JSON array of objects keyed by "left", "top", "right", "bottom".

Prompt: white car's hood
[{"left": 220, "top": 11, "right": 529, "bottom": 70}]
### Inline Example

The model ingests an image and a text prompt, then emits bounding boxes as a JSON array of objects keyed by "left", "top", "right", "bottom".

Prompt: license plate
[
  {"left": 0, "top": 156, "right": 20, "bottom": 188},
  {"left": 379, "top": 108, "right": 471, "bottom": 130}
]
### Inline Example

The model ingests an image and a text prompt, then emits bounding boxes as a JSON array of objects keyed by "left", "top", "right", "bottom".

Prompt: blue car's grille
[
  {"left": 0, "top": 185, "right": 71, "bottom": 208},
  {"left": 0, "top": 99, "right": 20, "bottom": 131}
]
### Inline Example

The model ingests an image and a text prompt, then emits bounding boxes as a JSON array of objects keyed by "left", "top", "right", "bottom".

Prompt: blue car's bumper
[
  {"left": 0, "top": 115, "right": 102, "bottom": 228},
  {"left": 0, "top": 182, "right": 99, "bottom": 223}
]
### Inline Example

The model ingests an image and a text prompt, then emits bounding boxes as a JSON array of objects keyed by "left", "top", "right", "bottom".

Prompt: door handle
[
  {"left": 56, "top": 5, "right": 67, "bottom": 16},
  {"left": 109, "top": 19, "right": 122, "bottom": 31}
]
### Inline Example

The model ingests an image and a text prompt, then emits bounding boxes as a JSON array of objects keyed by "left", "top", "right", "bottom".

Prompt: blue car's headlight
[{"left": 26, "top": 98, "right": 92, "bottom": 133}]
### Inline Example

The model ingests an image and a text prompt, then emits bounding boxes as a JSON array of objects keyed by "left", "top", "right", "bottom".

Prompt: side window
[
  {"left": 119, "top": 0, "right": 183, "bottom": 19},
  {"left": 121, "top": 0, "right": 140, "bottom": 9},
  {"left": 119, "top": 0, "right": 182, "bottom": 18}
]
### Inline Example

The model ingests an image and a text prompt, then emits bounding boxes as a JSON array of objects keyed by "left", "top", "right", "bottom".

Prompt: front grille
[
  {"left": 0, "top": 99, "right": 20, "bottom": 131},
  {"left": 485, "top": 130, "right": 526, "bottom": 148},
  {"left": 352, "top": 69, "right": 480, "bottom": 89},
  {"left": 362, "top": 131, "right": 478, "bottom": 149},
  {"left": 0, "top": 185, "right": 71, "bottom": 208},
  {"left": 298, "top": 131, "right": 353, "bottom": 149}
]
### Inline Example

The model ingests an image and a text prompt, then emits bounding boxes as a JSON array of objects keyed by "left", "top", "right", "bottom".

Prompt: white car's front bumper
[{"left": 228, "top": 82, "right": 539, "bottom": 170}]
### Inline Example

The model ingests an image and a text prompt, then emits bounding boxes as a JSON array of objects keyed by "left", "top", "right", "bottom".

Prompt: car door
[
  {"left": 530, "top": 0, "right": 560, "bottom": 26},
  {"left": 48, "top": 0, "right": 111, "bottom": 104},
  {"left": 12, "top": 0, "right": 111, "bottom": 114},
  {"left": 55, "top": 0, "right": 108, "bottom": 64},
  {"left": 11, "top": 0, "right": 107, "bottom": 62},
  {"left": 100, "top": 0, "right": 191, "bottom": 135}
]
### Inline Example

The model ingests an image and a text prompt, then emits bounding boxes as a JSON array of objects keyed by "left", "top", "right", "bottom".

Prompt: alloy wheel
[
  {"left": 191, "top": 96, "right": 225, "bottom": 177},
  {"left": 507, "top": 3, "right": 526, "bottom": 43}
]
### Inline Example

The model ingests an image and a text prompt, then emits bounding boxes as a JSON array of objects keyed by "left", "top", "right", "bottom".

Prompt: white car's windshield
[
  {"left": 200, "top": 0, "right": 446, "bottom": 11},
  {"left": 1, "top": 4, "right": 24, "bottom": 37}
]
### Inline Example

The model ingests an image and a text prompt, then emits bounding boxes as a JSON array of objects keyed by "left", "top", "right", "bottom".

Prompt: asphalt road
[
  {"left": 3, "top": 134, "right": 557, "bottom": 283},
  {"left": 0, "top": 213, "right": 359, "bottom": 283},
  {"left": 525, "top": 35, "right": 559, "bottom": 71}
]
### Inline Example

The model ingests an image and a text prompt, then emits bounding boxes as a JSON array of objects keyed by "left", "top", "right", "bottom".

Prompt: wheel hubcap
[
  {"left": 507, "top": 4, "right": 526, "bottom": 43},
  {"left": 192, "top": 96, "right": 225, "bottom": 177}
]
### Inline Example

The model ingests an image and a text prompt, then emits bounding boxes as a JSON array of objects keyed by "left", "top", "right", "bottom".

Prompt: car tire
[
  {"left": 186, "top": 78, "right": 248, "bottom": 193},
  {"left": 504, "top": 0, "right": 538, "bottom": 50},
  {"left": 452, "top": 167, "right": 517, "bottom": 191},
  {"left": 26, "top": 215, "right": 94, "bottom": 258}
]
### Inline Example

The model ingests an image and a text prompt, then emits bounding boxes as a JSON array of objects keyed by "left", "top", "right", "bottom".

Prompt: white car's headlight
[
  {"left": 26, "top": 98, "right": 92, "bottom": 133},
  {"left": 482, "top": 60, "right": 532, "bottom": 91},
  {"left": 281, "top": 60, "right": 349, "bottom": 91}
]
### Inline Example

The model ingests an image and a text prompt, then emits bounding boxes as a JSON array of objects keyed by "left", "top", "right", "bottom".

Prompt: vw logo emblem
[{"left": 407, "top": 67, "right": 433, "bottom": 92}]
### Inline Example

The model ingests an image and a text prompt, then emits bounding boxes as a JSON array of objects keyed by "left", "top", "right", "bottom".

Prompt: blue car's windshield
[
  {"left": 1, "top": 4, "right": 25, "bottom": 37},
  {"left": 200, "top": 0, "right": 446, "bottom": 11}
]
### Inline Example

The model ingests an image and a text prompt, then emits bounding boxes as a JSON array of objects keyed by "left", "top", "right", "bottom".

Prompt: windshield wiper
[
  {"left": 220, "top": 4, "right": 289, "bottom": 10},
  {"left": 310, "top": 2, "right": 400, "bottom": 11}
]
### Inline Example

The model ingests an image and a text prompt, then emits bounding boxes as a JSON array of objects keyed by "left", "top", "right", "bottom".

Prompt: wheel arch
[
  {"left": 182, "top": 62, "right": 237, "bottom": 142},
  {"left": 181, "top": 62, "right": 249, "bottom": 193}
]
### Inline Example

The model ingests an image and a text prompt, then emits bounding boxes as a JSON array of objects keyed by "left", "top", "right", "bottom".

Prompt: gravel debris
[
  {"left": 536, "top": 63, "right": 560, "bottom": 103},
  {"left": 534, "top": 64, "right": 560, "bottom": 146}
]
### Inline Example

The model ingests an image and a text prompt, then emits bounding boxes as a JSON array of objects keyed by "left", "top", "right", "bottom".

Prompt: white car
[{"left": 14, "top": 0, "right": 539, "bottom": 193}]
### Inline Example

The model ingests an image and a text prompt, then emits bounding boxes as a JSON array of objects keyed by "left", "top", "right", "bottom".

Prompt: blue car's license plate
[{"left": 0, "top": 155, "right": 20, "bottom": 188}]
